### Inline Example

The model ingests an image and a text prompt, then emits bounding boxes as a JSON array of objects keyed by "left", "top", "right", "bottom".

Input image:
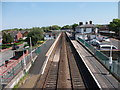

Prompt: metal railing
[
  {"left": 0, "top": 45, "right": 42, "bottom": 87},
  {"left": 78, "top": 37, "right": 120, "bottom": 80}
]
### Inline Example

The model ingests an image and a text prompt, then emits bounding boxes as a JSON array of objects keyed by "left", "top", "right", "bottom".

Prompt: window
[{"left": 84, "top": 29, "right": 86, "bottom": 32}]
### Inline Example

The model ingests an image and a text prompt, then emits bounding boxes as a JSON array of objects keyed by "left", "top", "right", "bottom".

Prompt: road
[
  {"left": 110, "top": 38, "right": 120, "bottom": 49},
  {"left": 21, "top": 39, "right": 54, "bottom": 88}
]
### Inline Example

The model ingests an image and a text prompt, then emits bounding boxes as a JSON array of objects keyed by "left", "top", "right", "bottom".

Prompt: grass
[{"left": 12, "top": 72, "right": 29, "bottom": 89}]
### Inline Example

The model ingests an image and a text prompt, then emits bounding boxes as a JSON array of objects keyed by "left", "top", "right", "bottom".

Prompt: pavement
[
  {"left": 71, "top": 40, "right": 120, "bottom": 89},
  {"left": 20, "top": 39, "right": 54, "bottom": 88}
]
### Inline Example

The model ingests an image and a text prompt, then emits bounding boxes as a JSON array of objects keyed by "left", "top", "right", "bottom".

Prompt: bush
[
  {"left": 14, "top": 41, "right": 23, "bottom": 45},
  {"left": 24, "top": 44, "right": 29, "bottom": 47},
  {"left": 37, "top": 41, "right": 44, "bottom": 44},
  {"left": 2, "top": 44, "right": 12, "bottom": 49}
]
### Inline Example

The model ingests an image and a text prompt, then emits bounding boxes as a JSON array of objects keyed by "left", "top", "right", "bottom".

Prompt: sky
[{"left": 1, "top": 2, "right": 119, "bottom": 30}]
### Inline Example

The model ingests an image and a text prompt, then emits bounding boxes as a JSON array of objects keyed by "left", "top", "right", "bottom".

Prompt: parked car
[
  {"left": 102, "top": 37, "right": 110, "bottom": 42},
  {"left": 89, "top": 39, "right": 101, "bottom": 47},
  {"left": 98, "top": 44, "right": 118, "bottom": 50}
]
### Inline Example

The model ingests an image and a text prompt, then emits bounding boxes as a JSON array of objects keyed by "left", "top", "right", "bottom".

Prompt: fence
[
  {"left": 78, "top": 37, "right": 120, "bottom": 81},
  {"left": 0, "top": 45, "right": 42, "bottom": 87}
]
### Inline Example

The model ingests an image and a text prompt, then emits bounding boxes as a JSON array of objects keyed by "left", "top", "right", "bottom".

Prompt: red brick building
[
  {"left": 16, "top": 31, "right": 23, "bottom": 40},
  {"left": 9, "top": 31, "right": 23, "bottom": 41}
]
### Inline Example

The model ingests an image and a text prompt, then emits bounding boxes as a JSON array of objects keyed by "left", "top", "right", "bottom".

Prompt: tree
[
  {"left": 109, "top": 19, "right": 120, "bottom": 36},
  {"left": 61, "top": 25, "right": 72, "bottom": 30},
  {"left": 2, "top": 32, "right": 14, "bottom": 44},
  {"left": 72, "top": 23, "right": 78, "bottom": 31},
  {"left": 51, "top": 25, "right": 61, "bottom": 30},
  {"left": 26, "top": 29, "right": 44, "bottom": 46},
  {"left": 7, "top": 33, "right": 14, "bottom": 43},
  {"left": 2, "top": 32, "right": 7, "bottom": 44}
]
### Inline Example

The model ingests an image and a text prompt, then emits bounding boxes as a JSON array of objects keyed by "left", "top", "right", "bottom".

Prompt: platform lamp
[
  {"left": 23, "top": 47, "right": 26, "bottom": 73},
  {"left": 106, "top": 39, "right": 113, "bottom": 73},
  {"left": 30, "top": 37, "right": 33, "bottom": 64}
]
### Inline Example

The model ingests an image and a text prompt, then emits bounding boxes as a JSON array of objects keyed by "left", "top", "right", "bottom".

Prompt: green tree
[
  {"left": 109, "top": 19, "right": 120, "bottom": 36},
  {"left": 26, "top": 29, "right": 44, "bottom": 46},
  {"left": 2, "top": 32, "right": 14, "bottom": 44},
  {"left": 61, "top": 25, "right": 72, "bottom": 30},
  {"left": 7, "top": 33, "right": 14, "bottom": 43},
  {"left": 41, "top": 26, "right": 50, "bottom": 32},
  {"left": 51, "top": 25, "right": 61, "bottom": 30},
  {"left": 72, "top": 23, "right": 78, "bottom": 31},
  {"left": 2, "top": 32, "right": 7, "bottom": 44}
]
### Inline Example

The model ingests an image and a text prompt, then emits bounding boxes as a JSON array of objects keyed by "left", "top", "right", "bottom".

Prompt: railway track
[{"left": 34, "top": 32, "right": 99, "bottom": 89}]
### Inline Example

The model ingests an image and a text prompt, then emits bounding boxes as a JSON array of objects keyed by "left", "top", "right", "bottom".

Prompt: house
[
  {"left": 75, "top": 21, "right": 98, "bottom": 40},
  {"left": 75, "top": 21, "right": 98, "bottom": 34},
  {"left": 44, "top": 31, "right": 58, "bottom": 40},
  {"left": 8, "top": 30, "right": 30, "bottom": 41},
  {"left": 20, "top": 30, "right": 29, "bottom": 40},
  {"left": 20, "top": 31, "right": 29, "bottom": 37},
  {"left": 9, "top": 31, "right": 23, "bottom": 41},
  {"left": 0, "top": 38, "right": 2, "bottom": 45}
]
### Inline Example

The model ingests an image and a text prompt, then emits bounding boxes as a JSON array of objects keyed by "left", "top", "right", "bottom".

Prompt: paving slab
[{"left": 71, "top": 40, "right": 120, "bottom": 89}]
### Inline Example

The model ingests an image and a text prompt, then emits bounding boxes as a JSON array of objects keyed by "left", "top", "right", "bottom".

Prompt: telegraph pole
[{"left": 30, "top": 37, "right": 33, "bottom": 63}]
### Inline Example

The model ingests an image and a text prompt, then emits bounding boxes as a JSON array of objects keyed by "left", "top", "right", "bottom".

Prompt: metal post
[
  {"left": 0, "top": 76, "right": 2, "bottom": 89},
  {"left": 83, "top": 28, "right": 85, "bottom": 45},
  {"left": 23, "top": 48, "right": 26, "bottom": 73},
  {"left": 30, "top": 37, "right": 33, "bottom": 63},
  {"left": 109, "top": 40, "right": 113, "bottom": 73}
]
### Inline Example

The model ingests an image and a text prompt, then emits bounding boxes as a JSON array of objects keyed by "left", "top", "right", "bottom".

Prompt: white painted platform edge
[
  {"left": 71, "top": 40, "right": 102, "bottom": 89},
  {"left": 40, "top": 33, "right": 61, "bottom": 74},
  {"left": 4, "top": 40, "right": 49, "bottom": 88}
]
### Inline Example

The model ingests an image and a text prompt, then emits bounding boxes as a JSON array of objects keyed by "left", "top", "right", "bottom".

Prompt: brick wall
[{"left": 16, "top": 31, "right": 23, "bottom": 40}]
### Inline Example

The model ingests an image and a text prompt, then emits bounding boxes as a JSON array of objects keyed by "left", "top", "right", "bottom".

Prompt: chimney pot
[
  {"left": 86, "top": 22, "right": 88, "bottom": 24},
  {"left": 79, "top": 22, "right": 83, "bottom": 25},
  {"left": 89, "top": 21, "right": 92, "bottom": 24}
]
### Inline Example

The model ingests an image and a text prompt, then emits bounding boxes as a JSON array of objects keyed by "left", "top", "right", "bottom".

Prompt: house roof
[
  {"left": 20, "top": 30, "right": 29, "bottom": 34},
  {"left": 76, "top": 24, "right": 95, "bottom": 28},
  {"left": 9, "top": 31, "right": 19, "bottom": 37}
]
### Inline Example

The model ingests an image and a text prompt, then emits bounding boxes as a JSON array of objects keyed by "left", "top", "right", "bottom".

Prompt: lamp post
[
  {"left": 30, "top": 37, "right": 33, "bottom": 64},
  {"left": 23, "top": 48, "right": 26, "bottom": 73},
  {"left": 106, "top": 39, "right": 113, "bottom": 73},
  {"left": 83, "top": 28, "right": 85, "bottom": 45},
  {"left": 109, "top": 41, "right": 113, "bottom": 72}
]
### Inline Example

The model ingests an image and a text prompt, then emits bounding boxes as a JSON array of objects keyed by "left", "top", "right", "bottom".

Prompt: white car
[
  {"left": 102, "top": 37, "right": 110, "bottom": 42},
  {"left": 89, "top": 39, "right": 101, "bottom": 46},
  {"left": 98, "top": 44, "right": 118, "bottom": 50}
]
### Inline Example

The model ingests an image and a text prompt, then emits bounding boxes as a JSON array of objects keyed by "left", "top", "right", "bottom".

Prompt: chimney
[
  {"left": 86, "top": 22, "right": 88, "bottom": 24},
  {"left": 89, "top": 21, "right": 92, "bottom": 24},
  {"left": 79, "top": 22, "right": 83, "bottom": 25}
]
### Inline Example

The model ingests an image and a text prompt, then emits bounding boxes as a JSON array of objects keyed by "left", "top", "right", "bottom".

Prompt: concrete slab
[{"left": 71, "top": 40, "right": 120, "bottom": 89}]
